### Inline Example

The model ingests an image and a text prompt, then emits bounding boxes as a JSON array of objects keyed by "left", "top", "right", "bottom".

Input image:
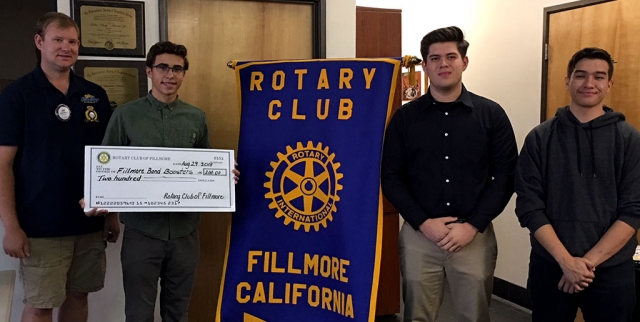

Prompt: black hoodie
[{"left": 515, "top": 106, "right": 640, "bottom": 268}]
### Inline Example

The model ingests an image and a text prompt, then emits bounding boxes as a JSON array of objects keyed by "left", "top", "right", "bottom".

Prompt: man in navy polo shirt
[{"left": 0, "top": 12, "right": 119, "bottom": 322}]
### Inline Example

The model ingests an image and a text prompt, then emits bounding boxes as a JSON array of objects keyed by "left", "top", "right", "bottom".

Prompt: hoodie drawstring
[
  {"left": 574, "top": 126, "right": 583, "bottom": 177},
  {"left": 588, "top": 122, "right": 597, "bottom": 177},
  {"left": 574, "top": 124, "right": 597, "bottom": 178}
]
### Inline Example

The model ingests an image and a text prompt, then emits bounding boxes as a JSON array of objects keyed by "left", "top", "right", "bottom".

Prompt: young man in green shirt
[{"left": 100, "top": 41, "right": 238, "bottom": 322}]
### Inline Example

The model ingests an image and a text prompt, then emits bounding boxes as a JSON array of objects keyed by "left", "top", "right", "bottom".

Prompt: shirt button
[
  {"left": 445, "top": 112, "right": 449, "bottom": 116},
  {"left": 446, "top": 179, "right": 450, "bottom": 183},
  {"left": 446, "top": 202, "right": 451, "bottom": 206},
  {"left": 445, "top": 156, "right": 449, "bottom": 160},
  {"left": 444, "top": 133, "right": 449, "bottom": 137}
]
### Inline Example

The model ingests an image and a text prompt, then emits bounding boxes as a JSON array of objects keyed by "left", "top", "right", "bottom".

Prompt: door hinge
[{"left": 544, "top": 43, "right": 549, "bottom": 61}]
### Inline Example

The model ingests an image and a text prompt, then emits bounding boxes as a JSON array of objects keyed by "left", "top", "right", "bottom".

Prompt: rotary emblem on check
[{"left": 264, "top": 141, "right": 343, "bottom": 232}]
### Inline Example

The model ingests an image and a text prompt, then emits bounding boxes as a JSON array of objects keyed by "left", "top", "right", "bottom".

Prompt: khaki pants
[{"left": 399, "top": 221, "right": 497, "bottom": 322}]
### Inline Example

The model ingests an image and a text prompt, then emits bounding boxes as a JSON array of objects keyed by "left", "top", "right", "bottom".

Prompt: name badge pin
[{"left": 55, "top": 104, "right": 71, "bottom": 121}]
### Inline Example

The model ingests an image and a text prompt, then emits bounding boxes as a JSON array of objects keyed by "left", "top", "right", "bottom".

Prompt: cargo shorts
[{"left": 19, "top": 231, "right": 106, "bottom": 308}]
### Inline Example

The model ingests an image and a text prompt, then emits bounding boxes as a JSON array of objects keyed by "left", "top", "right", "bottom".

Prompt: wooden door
[
  {"left": 544, "top": 0, "right": 640, "bottom": 130},
  {"left": 166, "top": 1, "right": 313, "bottom": 320},
  {"left": 356, "top": 6, "right": 402, "bottom": 317}
]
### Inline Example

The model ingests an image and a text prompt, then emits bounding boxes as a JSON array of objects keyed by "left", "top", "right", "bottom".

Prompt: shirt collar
[
  {"left": 422, "top": 84, "right": 474, "bottom": 109},
  {"left": 33, "top": 63, "right": 80, "bottom": 96},
  {"left": 146, "top": 91, "right": 181, "bottom": 110}
]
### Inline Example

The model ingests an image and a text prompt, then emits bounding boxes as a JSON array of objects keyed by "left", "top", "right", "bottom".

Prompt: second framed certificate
[
  {"left": 72, "top": 0, "right": 146, "bottom": 57},
  {"left": 74, "top": 60, "right": 148, "bottom": 109}
]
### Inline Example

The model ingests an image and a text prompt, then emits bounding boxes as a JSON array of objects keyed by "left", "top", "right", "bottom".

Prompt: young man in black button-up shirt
[{"left": 381, "top": 26, "right": 517, "bottom": 322}]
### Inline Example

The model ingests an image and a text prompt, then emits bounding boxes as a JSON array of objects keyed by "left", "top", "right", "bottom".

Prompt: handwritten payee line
[{"left": 141, "top": 176, "right": 197, "bottom": 182}]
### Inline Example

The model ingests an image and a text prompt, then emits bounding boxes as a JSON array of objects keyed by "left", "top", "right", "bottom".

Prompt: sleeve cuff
[
  {"left": 400, "top": 212, "right": 428, "bottom": 231},
  {"left": 618, "top": 212, "right": 640, "bottom": 230},
  {"left": 525, "top": 213, "right": 551, "bottom": 234},
  {"left": 466, "top": 216, "right": 489, "bottom": 233}
]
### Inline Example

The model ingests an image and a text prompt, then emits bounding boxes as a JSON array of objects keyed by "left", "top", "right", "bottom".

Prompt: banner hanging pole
[
  {"left": 401, "top": 55, "right": 423, "bottom": 86},
  {"left": 227, "top": 56, "right": 421, "bottom": 70}
]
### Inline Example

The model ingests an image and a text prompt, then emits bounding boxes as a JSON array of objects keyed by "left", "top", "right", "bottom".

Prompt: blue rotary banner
[{"left": 217, "top": 58, "right": 400, "bottom": 322}]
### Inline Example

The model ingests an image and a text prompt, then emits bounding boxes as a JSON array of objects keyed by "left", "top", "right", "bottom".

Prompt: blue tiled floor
[{"left": 376, "top": 282, "right": 532, "bottom": 322}]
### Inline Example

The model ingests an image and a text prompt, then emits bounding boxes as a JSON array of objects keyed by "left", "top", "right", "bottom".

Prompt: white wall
[
  {"left": 354, "top": 0, "right": 579, "bottom": 288},
  {"left": 0, "top": 0, "right": 355, "bottom": 321},
  {"left": 327, "top": 0, "right": 356, "bottom": 58}
]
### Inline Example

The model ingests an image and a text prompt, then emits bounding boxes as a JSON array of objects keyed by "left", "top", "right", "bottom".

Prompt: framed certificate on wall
[
  {"left": 71, "top": 0, "right": 146, "bottom": 57},
  {"left": 74, "top": 60, "right": 148, "bottom": 109}
]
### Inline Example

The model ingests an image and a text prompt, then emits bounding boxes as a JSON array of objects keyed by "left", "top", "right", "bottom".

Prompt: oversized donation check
[{"left": 84, "top": 146, "right": 235, "bottom": 212}]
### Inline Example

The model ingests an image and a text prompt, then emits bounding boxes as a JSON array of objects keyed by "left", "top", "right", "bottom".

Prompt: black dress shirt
[{"left": 381, "top": 86, "right": 517, "bottom": 232}]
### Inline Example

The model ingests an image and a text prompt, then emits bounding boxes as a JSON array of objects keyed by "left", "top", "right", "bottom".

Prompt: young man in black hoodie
[{"left": 516, "top": 47, "right": 640, "bottom": 321}]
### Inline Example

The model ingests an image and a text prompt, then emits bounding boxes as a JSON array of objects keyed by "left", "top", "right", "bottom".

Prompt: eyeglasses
[{"left": 152, "top": 64, "right": 186, "bottom": 75}]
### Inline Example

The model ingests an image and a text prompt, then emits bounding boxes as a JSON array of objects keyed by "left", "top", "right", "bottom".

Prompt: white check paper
[{"left": 84, "top": 146, "right": 235, "bottom": 212}]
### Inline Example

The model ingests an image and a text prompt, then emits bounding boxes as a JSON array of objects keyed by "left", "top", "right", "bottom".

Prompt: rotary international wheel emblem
[
  {"left": 264, "top": 141, "right": 343, "bottom": 232},
  {"left": 97, "top": 152, "right": 111, "bottom": 164}
]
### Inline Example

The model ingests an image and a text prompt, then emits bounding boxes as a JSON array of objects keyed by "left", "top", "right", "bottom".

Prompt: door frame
[
  {"left": 158, "top": 0, "right": 326, "bottom": 58},
  {"left": 540, "top": 0, "right": 615, "bottom": 122}
]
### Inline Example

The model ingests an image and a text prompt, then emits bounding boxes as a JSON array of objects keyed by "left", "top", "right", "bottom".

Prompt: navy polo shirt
[{"left": 0, "top": 64, "right": 112, "bottom": 238}]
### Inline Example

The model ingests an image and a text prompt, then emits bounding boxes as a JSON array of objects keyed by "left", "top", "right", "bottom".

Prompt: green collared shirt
[{"left": 102, "top": 93, "right": 211, "bottom": 240}]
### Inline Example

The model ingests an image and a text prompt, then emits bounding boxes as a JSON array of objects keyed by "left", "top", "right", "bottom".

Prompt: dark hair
[
  {"left": 420, "top": 26, "right": 469, "bottom": 60},
  {"left": 35, "top": 12, "right": 79, "bottom": 60},
  {"left": 567, "top": 47, "right": 614, "bottom": 80},
  {"left": 146, "top": 41, "right": 189, "bottom": 70}
]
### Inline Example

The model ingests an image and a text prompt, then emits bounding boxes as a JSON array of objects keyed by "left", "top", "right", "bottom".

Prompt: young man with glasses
[{"left": 100, "top": 41, "right": 238, "bottom": 321}]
